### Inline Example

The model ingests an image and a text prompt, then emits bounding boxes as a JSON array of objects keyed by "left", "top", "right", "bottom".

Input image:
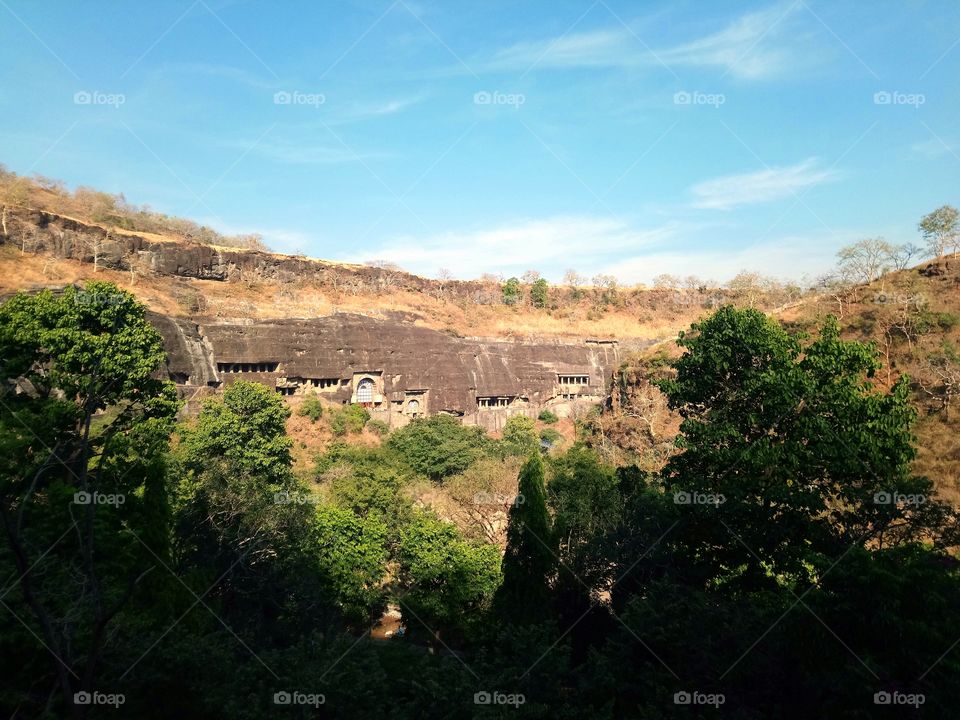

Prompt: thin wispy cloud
[
  {"left": 690, "top": 158, "right": 841, "bottom": 210},
  {"left": 326, "top": 94, "right": 426, "bottom": 123},
  {"left": 251, "top": 141, "right": 390, "bottom": 165},
  {"left": 159, "top": 61, "right": 279, "bottom": 90},
  {"left": 476, "top": 3, "right": 808, "bottom": 79},
  {"left": 347, "top": 216, "right": 681, "bottom": 279},
  {"left": 911, "top": 136, "right": 956, "bottom": 159},
  {"left": 604, "top": 230, "right": 856, "bottom": 285}
]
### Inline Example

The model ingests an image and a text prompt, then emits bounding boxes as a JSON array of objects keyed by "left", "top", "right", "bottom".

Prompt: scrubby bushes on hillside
[
  {"left": 329, "top": 403, "right": 370, "bottom": 435},
  {"left": 297, "top": 392, "right": 324, "bottom": 422},
  {"left": 538, "top": 409, "right": 559, "bottom": 423},
  {"left": 5, "top": 287, "right": 960, "bottom": 718}
]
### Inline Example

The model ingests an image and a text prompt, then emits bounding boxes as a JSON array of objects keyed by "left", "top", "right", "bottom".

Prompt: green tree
[
  {"left": 326, "top": 457, "right": 413, "bottom": 538},
  {"left": 530, "top": 277, "right": 549, "bottom": 308},
  {"left": 173, "top": 381, "right": 348, "bottom": 648},
  {"left": 329, "top": 403, "right": 369, "bottom": 435},
  {"left": 493, "top": 453, "right": 555, "bottom": 624},
  {"left": 501, "top": 415, "right": 539, "bottom": 456},
  {"left": 549, "top": 446, "right": 621, "bottom": 562},
  {"left": 388, "top": 414, "right": 487, "bottom": 481},
  {"left": 179, "top": 380, "right": 292, "bottom": 488},
  {"left": 502, "top": 277, "right": 522, "bottom": 306},
  {"left": 658, "top": 306, "right": 958, "bottom": 589},
  {"left": 546, "top": 447, "right": 622, "bottom": 651},
  {"left": 297, "top": 392, "right": 324, "bottom": 422},
  {"left": 539, "top": 427, "right": 562, "bottom": 448},
  {"left": 919, "top": 204, "right": 959, "bottom": 257},
  {"left": 0, "top": 282, "right": 179, "bottom": 717},
  {"left": 538, "top": 409, "right": 559, "bottom": 424},
  {"left": 312, "top": 505, "right": 389, "bottom": 627},
  {"left": 397, "top": 511, "right": 501, "bottom": 638}
]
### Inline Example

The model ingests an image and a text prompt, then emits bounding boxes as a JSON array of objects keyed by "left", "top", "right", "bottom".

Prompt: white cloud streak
[
  {"left": 602, "top": 235, "right": 843, "bottom": 285},
  {"left": 346, "top": 215, "right": 682, "bottom": 279},
  {"left": 477, "top": 4, "right": 806, "bottom": 79},
  {"left": 689, "top": 158, "right": 841, "bottom": 210}
]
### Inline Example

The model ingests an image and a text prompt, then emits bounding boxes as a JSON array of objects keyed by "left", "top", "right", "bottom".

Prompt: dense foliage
[{"left": 3, "top": 288, "right": 960, "bottom": 718}]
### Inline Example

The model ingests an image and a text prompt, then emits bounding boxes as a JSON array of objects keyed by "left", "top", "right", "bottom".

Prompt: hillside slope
[
  {"left": 604, "top": 257, "right": 960, "bottom": 501},
  {"left": 0, "top": 205, "right": 765, "bottom": 342}
]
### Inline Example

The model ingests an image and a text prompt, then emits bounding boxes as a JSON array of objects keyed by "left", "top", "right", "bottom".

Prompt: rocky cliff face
[
  {"left": 5, "top": 208, "right": 634, "bottom": 427},
  {"left": 152, "top": 311, "right": 624, "bottom": 429},
  {"left": 7, "top": 208, "right": 488, "bottom": 298}
]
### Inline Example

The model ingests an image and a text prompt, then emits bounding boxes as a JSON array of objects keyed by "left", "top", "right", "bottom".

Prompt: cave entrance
[{"left": 356, "top": 378, "right": 375, "bottom": 403}]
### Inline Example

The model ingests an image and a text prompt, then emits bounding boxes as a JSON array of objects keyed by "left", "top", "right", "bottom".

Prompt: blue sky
[{"left": 1, "top": 0, "right": 958, "bottom": 283}]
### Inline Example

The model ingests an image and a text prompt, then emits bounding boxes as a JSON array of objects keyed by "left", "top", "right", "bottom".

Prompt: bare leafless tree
[
  {"left": 652, "top": 273, "right": 680, "bottom": 289},
  {"left": 917, "top": 348, "right": 960, "bottom": 421},
  {"left": 836, "top": 237, "right": 896, "bottom": 285},
  {"left": 890, "top": 243, "right": 924, "bottom": 270},
  {"left": 80, "top": 230, "right": 109, "bottom": 272},
  {"left": 563, "top": 269, "right": 585, "bottom": 287}
]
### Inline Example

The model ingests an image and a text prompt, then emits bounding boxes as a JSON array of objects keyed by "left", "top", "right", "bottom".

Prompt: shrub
[
  {"left": 538, "top": 409, "right": 559, "bottom": 424},
  {"left": 501, "top": 415, "right": 539, "bottom": 456},
  {"left": 330, "top": 404, "right": 370, "bottom": 436},
  {"left": 936, "top": 312, "right": 959, "bottom": 331},
  {"left": 367, "top": 419, "right": 390, "bottom": 437},
  {"left": 502, "top": 277, "right": 522, "bottom": 306},
  {"left": 297, "top": 393, "right": 324, "bottom": 422},
  {"left": 540, "top": 428, "right": 562, "bottom": 448},
  {"left": 397, "top": 511, "right": 501, "bottom": 636}
]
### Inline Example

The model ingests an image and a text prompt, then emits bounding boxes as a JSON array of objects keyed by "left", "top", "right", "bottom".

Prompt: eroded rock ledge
[{"left": 152, "top": 311, "right": 625, "bottom": 429}]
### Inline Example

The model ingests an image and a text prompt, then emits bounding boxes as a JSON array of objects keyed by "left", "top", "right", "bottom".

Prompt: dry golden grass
[{"left": 0, "top": 245, "right": 698, "bottom": 340}]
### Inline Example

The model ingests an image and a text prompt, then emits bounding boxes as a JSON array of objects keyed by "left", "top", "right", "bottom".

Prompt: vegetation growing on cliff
[{"left": 3, "top": 282, "right": 960, "bottom": 718}]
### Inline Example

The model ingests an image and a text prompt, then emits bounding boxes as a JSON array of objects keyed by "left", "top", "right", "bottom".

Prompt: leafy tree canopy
[{"left": 388, "top": 414, "right": 488, "bottom": 481}]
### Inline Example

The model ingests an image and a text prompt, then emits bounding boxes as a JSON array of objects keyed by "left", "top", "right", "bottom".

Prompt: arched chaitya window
[
  {"left": 356, "top": 378, "right": 374, "bottom": 403},
  {"left": 407, "top": 399, "right": 420, "bottom": 416}
]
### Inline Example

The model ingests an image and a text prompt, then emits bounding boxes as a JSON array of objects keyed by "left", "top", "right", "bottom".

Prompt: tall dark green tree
[
  {"left": 530, "top": 277, "right": 549, "bottom": 308},
  {"left": 172, "top": 381, "right": 336, "bottom": 640},
  {"left": 493, "top": 453, "right": 555, "bottom": 624},
  {"left": 658, "top": 306, "right": 959, "bottom": 589},
  {"left": 501, "top": 277, "right": 522, "bottom": 306},
  {"left": 0, "top": 282, "right": 179, "bottom": 718}
]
